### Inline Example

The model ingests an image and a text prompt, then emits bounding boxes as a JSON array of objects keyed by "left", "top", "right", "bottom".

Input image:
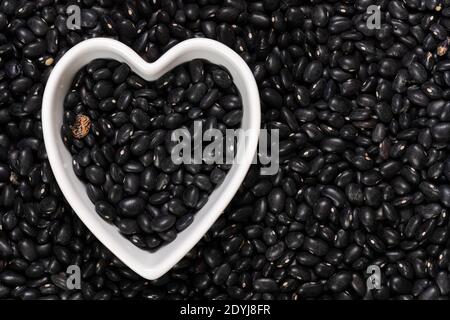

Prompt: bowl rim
[{"left": 42, "top": 37, "right": 260, "bottom": 279}]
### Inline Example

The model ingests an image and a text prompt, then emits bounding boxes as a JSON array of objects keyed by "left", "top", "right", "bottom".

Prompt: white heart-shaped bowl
[{"left": 42, "top": 38, "right": 260, "bottom": 280}]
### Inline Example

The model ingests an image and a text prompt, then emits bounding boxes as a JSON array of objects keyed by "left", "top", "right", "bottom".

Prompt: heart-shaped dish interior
[{"left": 61, "top": 58, "right": 242, "bottom": 252}]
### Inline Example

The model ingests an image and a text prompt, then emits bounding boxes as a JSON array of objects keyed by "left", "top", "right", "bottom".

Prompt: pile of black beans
[
  {"left": 60, "top": 59, "right": 241, "bottom": 251},
  {"left": 2, "top": 0, "right": 450, "bottom": 300}
]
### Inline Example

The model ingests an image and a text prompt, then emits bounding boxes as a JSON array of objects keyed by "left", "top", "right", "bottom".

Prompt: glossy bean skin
[
  {"left": 62, "top": 59, "right": 241, "bottom": 251},
  {"left": 1, "top": 0, "right": 450, "bottom": 302}
]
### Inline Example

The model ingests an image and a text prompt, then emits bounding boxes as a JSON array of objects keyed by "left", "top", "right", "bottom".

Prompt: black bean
[
  {"left": 18, "top": 239, "right": 37, "bottom": 261},
  {"left": 418, "top": 286, "right": 440, "bottom": 300},
  {"left": 404, "top": 144, "right": 426, "bottom": 169},
  {"left": 312, "top": 5, "right": 329, "bottom": 27},
  {"left": 23, "top": 41, "right": 46, "bottom": 58},
  {"left": 93, "top": 80, "right": 114, "bottom": 100},
  {"left": 253, "top": 278, "right": 278, "bottom": 292},
  {"left": 0, "top": 164, "right": 10, "bottom": 182},
  {"left": 268, "top": 188, "right": 285, "bottom": 213},
  {"left": 320, "top": 137, "right": 346, "bottom": 153},
  {"left": 285, "top": 232, "right": 304, "bottom": 250},
  {"left": 261, "top": 88, "right": 282, "bottom": 108},
  {"left": 294, "top": 86, "right": 311, "bottom": 107},
  {"left": 186, "top": 82, "right": 208, "bottom": 103},
  {"left": 223, "top": 110, "right": 242, "bottom": 127},
  {"left": 213, "top": 263, "right": 231, "bottom": 285},
  {"left": 130, "top": 135, "right": 151, "bottom": 157},
  {"left": 11, "top": 77, "right": 33, "bottom": 94},
  {"left": 116, "top": 219, "right": 139, "bottom": 235},
  {"left": 421, "top": 169, "right": 440, "bottom": 190},
  {"left": 0, "top": 236, "right": 12, "bottom": 258},
  {"left": 188, "top": 60, "right": 203, "bottom": 83},
  {"left": 249, "top": 12, "right": 270, "bottom": 29},
  {"left": 367, "top": 235, "right": 386, "bottom": 253},
  {"left": 53, "top": 224, "right": 72, "bottom": 246},
  {"left": 436, "top": 272, "right": 449, "bottom": 295},
  {"left": 298, "top": 282, "right": 323, "bottom": 298},
  {"left": 407, "top": 88, "right": 429, "bottom": 107},
  {"left": 95, "top": 201, "right": 117, "bottom": 223},
  {"left": 175, "top": 214, "right": 193, "bottom": 231},
  {"left": 389, "top": 276, "right": 413, "bottom": 294},
  {"left": 117, "top": 19, "right": 137, "bottom": 39},
  {"left": 212, "top": 69, "right": 232, "bottom": 88},
  {"left": 303, "top": 61, "right": 323, "bottom": 83},
  {"left": 303, "top": 237, "right": 328, "bottom": 257},
  {"left": 194, "top": 174, "right": 212, "bottom": 191},
  {"left": 327, "top": 271, "right": 352, "bottom": 292},
  {"left": 440, "top": 185, "right": 450, "bottom": 207},
  {"left": 150, "top": 214, "right": 176, "bottom": 232},
  {"left": 0, "top": 271, "right": 26, "bottom": 286},
  {"left": 431, "top": 123, "right": 450, "bottom": 141},
  {"left": 118, "top": 197, "right": 145, "bottom": 217},
  {"left": 182, "top": 186, "right": 199, "bottom": 209},
  {"left": 266, "top": 242, "right": 285, "bottom": 261},
  {"left": 85, "top": 165, "right": 106, "bottom": 185},
  {"left": 25, "top": 262, "right": 45, "bottom": 278},
  {"left": 408, "top": 62, "right": 427, "bottom": 83},
  {"left": 112, "top": 64, "right": 130, "bottom": 84},
  {"left": 159, "top": 229, "right": 177, "bottom": 243}
]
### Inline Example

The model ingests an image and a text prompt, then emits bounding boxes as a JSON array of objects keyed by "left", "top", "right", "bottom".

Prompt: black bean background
[{"left": 1, "top": 0, "right": 450, "bottom": 301}]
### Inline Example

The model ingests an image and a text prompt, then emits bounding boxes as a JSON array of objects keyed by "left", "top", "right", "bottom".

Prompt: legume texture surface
[
  {"left": 61, "top": 59, "right": 242, "bottom": 251},
  {"left": 1, "top": 0, "right": 450, "bottom": 300}
]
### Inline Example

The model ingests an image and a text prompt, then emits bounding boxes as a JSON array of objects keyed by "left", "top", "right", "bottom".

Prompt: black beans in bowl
[{"left": 60, "top": 59, "right": 242, "bottom": 251}]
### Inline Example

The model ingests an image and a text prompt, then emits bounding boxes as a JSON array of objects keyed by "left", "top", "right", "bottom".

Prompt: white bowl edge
[{"left": 42, "top": 38, "right": 260, "bottom": 279}]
